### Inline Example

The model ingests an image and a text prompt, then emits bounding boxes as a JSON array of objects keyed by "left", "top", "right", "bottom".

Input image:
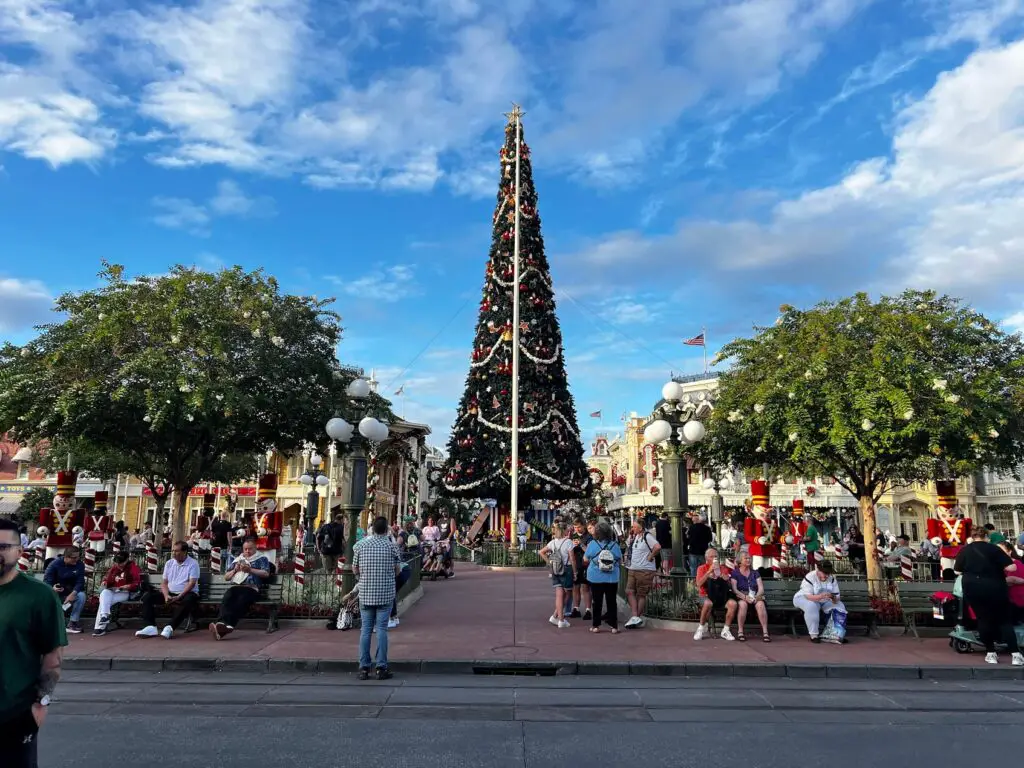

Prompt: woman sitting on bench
[{"left": 210, "top": 537, "right": 272, "bottom": 640}]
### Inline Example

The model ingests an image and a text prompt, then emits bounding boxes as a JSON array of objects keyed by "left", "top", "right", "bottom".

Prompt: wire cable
[{"left": 382, "top": 296, "right": 473, "bottom": 391}]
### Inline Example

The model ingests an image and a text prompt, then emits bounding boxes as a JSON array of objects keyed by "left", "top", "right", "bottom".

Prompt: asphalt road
[{"left": 41, "top": 670, "right": 1024, "bottom": 767}]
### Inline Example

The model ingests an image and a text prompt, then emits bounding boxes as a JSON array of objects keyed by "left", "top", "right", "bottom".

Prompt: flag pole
[
  {"left": 702, "top": 326, "right": 707, "bottom": 374},
  {"left": 509, "top": 104, "right": 523, "bottom": 558}
]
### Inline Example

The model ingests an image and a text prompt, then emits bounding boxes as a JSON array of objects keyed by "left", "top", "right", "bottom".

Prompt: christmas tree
[{"left": 441, "top": 108, "right": 590, "bottom": 508}]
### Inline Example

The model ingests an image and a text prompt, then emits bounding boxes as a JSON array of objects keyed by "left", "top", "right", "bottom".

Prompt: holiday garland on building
[{"left": 441, "top": 110, "right": 590, "bottom": 505}]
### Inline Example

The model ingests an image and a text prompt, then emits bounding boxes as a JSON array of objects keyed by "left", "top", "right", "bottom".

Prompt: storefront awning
[{"left": 0, "top": 498, "right": 21, "bottom": 515}]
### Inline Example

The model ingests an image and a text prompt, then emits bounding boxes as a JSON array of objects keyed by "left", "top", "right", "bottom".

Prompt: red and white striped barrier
[
  {"left": 781, "top": 539, "right": 791, "bottom": 564},
  {"left": 146, "top": 542, "right": 159, "bottom": 573},
  {"left": 210, "top": 547, "right": 222, "bottom": 573},
  {"left": 17, "top": 553, "right": 31, "bottom": 572},
  {"left": 112, "top": 540, "right": 121, "bottom": 555},
  {"left": 294, "top": 552, "right": 305, "bottom": 586},
  {"left": 725, "top": 557, "right": 736, "bottom": 569},
  {"left": 772, "top": 560, "right": 782, "bottom": 579},
  {"left": 336, "top": 561, "right": 345, "bottom": 590},
  {"left": 84, "top": 548, "right": 96, "bottom": 576},
  {"left": 35, "top": 546, "right": 44, "bottom": 568},
  {"left": 900, "top": 555, "right": 914, "bottom": 580}
]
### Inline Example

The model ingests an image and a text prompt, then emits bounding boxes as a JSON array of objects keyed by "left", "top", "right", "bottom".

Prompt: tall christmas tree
[{"left": 441, "top": 107, "right": 590, "bottom": 508}]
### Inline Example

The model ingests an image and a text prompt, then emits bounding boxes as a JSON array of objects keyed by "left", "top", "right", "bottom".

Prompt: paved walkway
[{"left": 64, "top": 565, "right": 989, "bottom": 669}]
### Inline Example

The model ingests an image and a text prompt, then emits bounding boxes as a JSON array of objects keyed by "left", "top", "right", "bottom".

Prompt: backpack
[
  {"left": 319, "top": 524, "right": 337, "bottom": 554},
  {"left": 549, "top": 539, "right": 567, "bottom": 576},
  {"left": 631, "top": 532, "right": 660, "bottom": 568},
  {"left": 597, "top": 543, "right": 616, "bottom": 573}
]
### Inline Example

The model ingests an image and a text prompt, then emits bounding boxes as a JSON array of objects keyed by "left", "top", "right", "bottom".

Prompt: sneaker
[
  {"left": 387, "top": 618, "right": 399, "bottom": 629},
  {"left": 810, "top": 636, "right": 821, "bottom": 644},
  {"left": 582, "top": 610, "right": 592, "bottom": 621},
  {"left": 67, "top": 621, "right": 82, "bottom": 634},
  {"left": 624, "top": 616, "right": 641, "bottom": 628},
  {"left": 549, "top": 615, "right": 559, "bottom": 626},
  {"left": 557, "top": 619, "right": 571, "bottom": 629},
  {"left": 985, "top": 652, "right": 999, "bottom": 664},
  {"left": 376, "top": 667, "right": 393, "bottom": 681},
  {"left": 1013, "top": 653, "right": 1024, "bottom": 667},
  {"left": 357, "top": 668, "right": 370, "bottom": 680},
  {"left": 92, "top": 626, "right": 106, "bottom": 637},
  {"left": 135, "top": 625, "right": 159, "bottom": 638},
  {"left": 161, "top": 626, "right": 173, "bottom": 639},
  {"left": 693, "top": 624, "right": 707, "bottom": 641},
  {"left": 720, "top": 627, "right": 735, "bottom": 641},
  {"left": 569, "top": 608, "right": 581, "bottom": 619}
]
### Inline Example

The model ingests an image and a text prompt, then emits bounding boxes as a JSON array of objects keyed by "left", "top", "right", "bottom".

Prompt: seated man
[
  {"left": 92, "top": 551, "right": 143, "bottom": 636},
  {"left": 793, "top": 559, "right": 847, "bottom": 643},
  {"left": 692, "top": 547, "right": 738, "bottom": 640},
  {"left": 210, "top": 537, "right": 271, "bottom": 640},
  {"left": 43, "top": 546, "right": 87, "bottom": 634},
  {"left": 884, "top": 534, "right": 914, "bottom": 563},
  {"left": 135, "top": 541, "right": 200, "bottom": 639}
]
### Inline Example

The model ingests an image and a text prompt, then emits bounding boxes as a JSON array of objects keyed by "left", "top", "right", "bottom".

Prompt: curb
[{"left": 62, "top": 656, "right": 1023, "bottom": 680}]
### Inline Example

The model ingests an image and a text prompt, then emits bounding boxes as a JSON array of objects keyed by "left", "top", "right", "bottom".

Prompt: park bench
[
  {"left": 895, "top": 580, "right": 943, "bottom": 639},
  {"left": 106, "top": 573, "right": 210, "bottom": 633},
  {"left": 726, "top": 580, "right": 879, "bottom": 638}
]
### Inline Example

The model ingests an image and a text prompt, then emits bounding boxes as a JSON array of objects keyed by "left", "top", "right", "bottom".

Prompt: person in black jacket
[
  {"left": 655, "top": 512, "right": 672, "bottom": 575},
  {"left": 955, "top": 537, "right": 1024, "bottom": 666},
  {"left": 687, "top": 513, "right": 713, "bottom": 576},
  {"left": 317, "top": 513, "right": 346, "bottom": 574},
  {"left": 43, "top": 547, "right": 86, "bottom": 634}
]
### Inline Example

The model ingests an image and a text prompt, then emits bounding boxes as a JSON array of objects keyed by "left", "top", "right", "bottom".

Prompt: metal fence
[{"left": 452, "top": 542, "right": 546, "bottom": 568}]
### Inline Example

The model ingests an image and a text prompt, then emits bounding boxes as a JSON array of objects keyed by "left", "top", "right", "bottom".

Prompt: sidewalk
[{"left": 63, "top": 565, "right": 1015, "bottom": 677}]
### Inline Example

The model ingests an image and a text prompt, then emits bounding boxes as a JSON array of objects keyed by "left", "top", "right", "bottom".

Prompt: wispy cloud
[
  {"left": 331, "top": 265, "right": 419, "bottom": 303},
  {"left": 151, "top": 179, "right": 275, "bottom": 235},
  {"left": 0, "top": 277, "right": 54, "bottom": 331}
]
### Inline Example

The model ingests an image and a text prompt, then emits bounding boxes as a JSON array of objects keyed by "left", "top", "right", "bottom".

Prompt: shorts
[
  {"left": 627, "top": 569, "right": 655, "bottom": 598},
  {"left": 574, "top": 566, "right": 589, "bottom": 586},
  {"left": 551, "top": 569, "right": 573, "bottom": 589}
]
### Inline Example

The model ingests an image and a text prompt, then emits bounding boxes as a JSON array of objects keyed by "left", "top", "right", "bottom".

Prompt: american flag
[
  {"left": 683, "top": 332, "right": 705, "bottom": 347},
  {"left": 589, "top": 410, "right": 601, "bottom": 419},
  {"left": 394, "top": 385, "right": 405, "bottom": 396}
]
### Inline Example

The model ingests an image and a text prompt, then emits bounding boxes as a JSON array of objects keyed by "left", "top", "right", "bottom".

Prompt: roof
[{"left": 0, "top": 498, "right": 21, "bottom": 515}]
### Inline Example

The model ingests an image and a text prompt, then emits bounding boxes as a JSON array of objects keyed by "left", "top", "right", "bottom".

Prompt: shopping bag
[{"left": 820, "top": 608, "right": 848, "bottom": 644}]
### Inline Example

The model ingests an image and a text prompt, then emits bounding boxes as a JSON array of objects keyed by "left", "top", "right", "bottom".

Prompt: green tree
[
  {"left": 441, "top": 110, "right": 590, "bottom": 507},
  {"left": 705, "top": 291, "right": 1024, "bottom": 583},
  {"left": 17, "top": 487, "right": 54, "bottom": 530},
  {"left": 0, "top": 264, "right": 358, "bottom": 541}
]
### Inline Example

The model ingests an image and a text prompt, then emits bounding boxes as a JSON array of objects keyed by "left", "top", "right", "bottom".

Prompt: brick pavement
[{"left": 63, "top": 564, "right": 988, "bottom": 668}]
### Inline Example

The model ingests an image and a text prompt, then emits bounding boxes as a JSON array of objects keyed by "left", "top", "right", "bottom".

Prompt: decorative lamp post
[
  {"left": 701, "top": 473, "right": 733, "bottom": 527},
  {"left": 644, "top": 381, "right": 707, "bottom": 580},
  {"left": 325, "top": 377, "right": 390, "bottom": 593},
  {"left": 299, "top": 452, "right": 330, "bottom": 548}
]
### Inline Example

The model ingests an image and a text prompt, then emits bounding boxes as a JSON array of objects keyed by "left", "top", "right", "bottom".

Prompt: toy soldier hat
[
  {"left": 56, "top": 470, "right": 78, "bottom": 496},
  {"left": 750, "top": 479, "right": 769, "bottom": 508},
  {"left": 935, "top": 479, "right": 957, "bottom": 509},
  {"left": 93, "top": 491, "right": 108, "bottom": 512},
  {"left": 257, "top": 473, "right": 278, "bottom": 499},
  {"left": 203, "top": 493, "right": 217, "bottom": 506},
  {"left": 792, "top": 499, "right": 804, "bottom": 516}
]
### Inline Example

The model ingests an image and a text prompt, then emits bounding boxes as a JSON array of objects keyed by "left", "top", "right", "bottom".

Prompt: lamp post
[
  {"left": 325, "top": 377, "right": 390, "bottom": 593},
  {"left": 299, "top": 451, "right": 330, "bottom": 548},
  {"left": 702, "top": 473, "right": 733, "bottom": 539},
  {"left": 644, "top": 381, "right": 707, "bottom": 580}
]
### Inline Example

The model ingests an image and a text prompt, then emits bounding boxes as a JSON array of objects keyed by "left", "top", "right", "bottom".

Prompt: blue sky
[{"left": 2, "top": 0, "right": 1024, "bottom": 449}]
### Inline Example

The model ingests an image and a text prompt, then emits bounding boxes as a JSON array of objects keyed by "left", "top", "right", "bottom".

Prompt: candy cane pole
[
  {"left": 211, "top": 546, "right": 222, "bottom": 574},
  {"left": 17, "top": 553, "right": 31, "bottom": 572},
  {"left": 146, "top": 542, "right": 159, "bottom": 574},
  {"left": 112, "top": 540, "right": 121, "bottom": 556},
  {"left": 35, "top": 546, "right": 44, "bottom": 570},
  {"left": 84, "top": 548, "right": 96, "bottom": 577},
  {"left": 900, "top": 555, "right": 914, "bottom": 581},
  {"left": 294, "top": 551, "right": 305, "bottom": 586},
  {"left": 336, "top": 560, "right": 345, "bottom": 590}
]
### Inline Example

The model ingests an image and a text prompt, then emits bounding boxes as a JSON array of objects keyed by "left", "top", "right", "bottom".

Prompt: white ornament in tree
[
  {"left": 803, "top": 370, "right": 812, "bottom": 379},
  {"left": 932, "top": 378, "right": 947, "bottom": 390},
  {"left": 989, "top": 428, "right": 1000, "bottom": 438},
  {"left": 945, "top": 393, "right": 960, "bottom": 404},
  {"left": 753, "top": 404, "right": 765, "bottom": 414},
  {"left": 788, "top": 391, "right": 795, "bottom": 399},
  {"left": 861, "top": 419, "right": 874, "bottom": 431},
  {"left": 788, "top": 432, "right": 798, "bottom": 442},
  {"left": 902, "top": 408, "right": 914, "bottom": 420}
]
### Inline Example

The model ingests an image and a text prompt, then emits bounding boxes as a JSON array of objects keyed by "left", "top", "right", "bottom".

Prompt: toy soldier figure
[
  {"left": 84, "top": 490, "right": 112, "bottom": 554},
  {"left": 926, "top": 479, "right": 972, "bottom": 572},
  {"left": 255, "top": 473, "right": 282, "bottom": 563},
  {"left": 744, "top": 479, "right": 780, "bottom": 576},
  {"left": 40, "top": 470, "right": 85, "bottom": 562},
  {"left": 786, "top": 499, "right": 809, "bottom": 560},
  {"left": 195, "top": 493, "right": 216, "bottom": 551}
]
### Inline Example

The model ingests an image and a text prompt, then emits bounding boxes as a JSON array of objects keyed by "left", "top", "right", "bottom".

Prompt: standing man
[
  {"left": 624, "top": 519, "right": 661, "bottom": 629},
  {"left": 353, "top": 516, "right": 401, "bottom": 681},
  {"left": 210, "top": 510, "right": 233, "bottom": 553},
  {"left": 655, "top": 512, "right": 672, "bottom": 575},
  {"left": 317, "top": 513, "right": 346, "bottom": 574},
  {"left": 516, "top": 516, "right": 529, "bottom": 550},
  {"left": 0, "top": 517, "right": 67, "bottom": 768},
  {"left": 687, "top": 512, "right": 713, "bottom": 575}
]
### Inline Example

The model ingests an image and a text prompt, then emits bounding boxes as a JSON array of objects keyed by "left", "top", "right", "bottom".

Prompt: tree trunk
[
  {"left": 858, "top": 494, "right": 883, "bottom": 588},
  {"left": 154, "top": 495, "right": 167, "bottom": 532},
  {"left": 173, "top": 489, "right": 189, "bottom": 543}
]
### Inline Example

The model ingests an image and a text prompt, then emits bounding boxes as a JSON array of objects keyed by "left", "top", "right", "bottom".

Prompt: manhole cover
[{"left": 490, "top": 644, "right": 539, "bottom": 655}]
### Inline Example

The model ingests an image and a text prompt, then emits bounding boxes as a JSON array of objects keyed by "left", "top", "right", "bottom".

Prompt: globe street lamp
[
  {"left": 299, "top": 451, "right": 330, "bottom": 548},
  {"left": 702, "top": 473, "right": 733, "bottom": 531},
  {"left": 644, "top": 381, "right": 707, "bottom": 580},
  {"left": 325, "top": 377, "right": 390, "bottom": 593}
]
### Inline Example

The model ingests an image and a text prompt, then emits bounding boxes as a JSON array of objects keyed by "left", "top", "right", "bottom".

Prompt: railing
[{"left": 452, "top": 541, "right": 546, "bottom": 567}]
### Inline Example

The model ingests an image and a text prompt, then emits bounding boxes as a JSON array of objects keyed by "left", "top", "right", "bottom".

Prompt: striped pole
[
  {"left": 146, "top": 542, "right": 159, "bottom": 573},
  {"left": 900, "top": 555, "right": 914, "bottom": 581},
  {"left": 112, "top": 540, "right": 121, "bottom": 556},
  {"left": 210, "top": 547, "right": 222, "bottom": 574},
  {"left": 294, "top": 551, "right": 305, "bottom": 586},
  {"left": 335, "top": 560, "right": 345, "bottom": 590},
  {"left": 772, "top": 559, "right": 782, "bottom": 579},
  {"left": 84, "top": 548, "right": 96, "bottom": 576},
  {"left": 17, "top": 553, "right": 31, "bottom": 572},
  {"left": 34, "top": 546, "right": 44, "bottom": 570},
  {"left": 781, "top": 538, "right": 790, "bottom": 564}
]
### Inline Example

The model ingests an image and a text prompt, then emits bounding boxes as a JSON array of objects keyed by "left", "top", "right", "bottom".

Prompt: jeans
[
  {"left": 63, "top": 590, "right": 86, "bottom": 622},
  {"left": 218, "top": 586, "right": 259, "bottom": 628},
  {"left": 359, "top": 605, "right": 391, "bottom": 669},
  {"left": 687, "top": 555, "right": 701, "bottom": 576}
]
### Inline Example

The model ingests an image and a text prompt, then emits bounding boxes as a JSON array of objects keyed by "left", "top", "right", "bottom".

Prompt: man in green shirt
[
  {"left": 0, "top": 517, "right": 67, "bottom": 768},
  {"left": 803, "top": 520, "right": 821, "bottom": 567}
]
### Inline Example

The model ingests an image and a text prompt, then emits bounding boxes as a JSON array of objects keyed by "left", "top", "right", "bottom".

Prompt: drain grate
[{"left": 473, "top": 664, "right": 557, "bottom": 676}]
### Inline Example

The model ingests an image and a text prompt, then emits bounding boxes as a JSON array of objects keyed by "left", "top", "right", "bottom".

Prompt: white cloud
[
  {"left": 152, "top": 179, "right": 274, "bottom": 235},
  {"left": 0, "top": 276, "right": 53, "bottom": 331},
  {"left": 331, "top": 265, "right": 419, "bottom": 302},
  {"left": 1004, "top": 310, "right": 1024, "bottom": 333},
  {"left": 565, "top": 37, "right": 1024, "bottom": 314}
]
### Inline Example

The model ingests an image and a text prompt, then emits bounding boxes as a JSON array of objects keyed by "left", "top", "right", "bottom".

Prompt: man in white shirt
[
  {"left": 792, "top": 559, "right": 847, "bottom": 642},
  {"left": 625, "top": 520, "right": 661, "bottom": 628},
  {"left": 516, "top": 518, "right": 529, "bottom": 550},
  {"left": 135, "top": 541, "right": 200, "bottom": 639}
]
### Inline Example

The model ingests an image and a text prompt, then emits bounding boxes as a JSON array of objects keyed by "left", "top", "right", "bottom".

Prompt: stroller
[
  {"left": 946, "top": 575, "right": 1024, "bottom": 653},
  {"left": 422, "top": 540, "right": 454, "bottom": 580}
]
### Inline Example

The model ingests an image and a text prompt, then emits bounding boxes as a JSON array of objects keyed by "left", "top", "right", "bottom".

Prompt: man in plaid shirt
[{"left": 353, "top": 516, "right": 401, "bottom": 680}]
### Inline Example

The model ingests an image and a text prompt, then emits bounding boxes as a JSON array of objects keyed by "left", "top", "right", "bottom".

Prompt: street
[{"left": 43, "top": 669, "right": 1024, "bottom": 767}]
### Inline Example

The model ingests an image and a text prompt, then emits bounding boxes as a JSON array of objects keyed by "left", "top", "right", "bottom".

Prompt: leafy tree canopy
[
  {"left": 705, "top": 291, "right": 1024, "bottom": 580},
  {"left": 17, "top": 487, "right": 54, "bottom": 529}
]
